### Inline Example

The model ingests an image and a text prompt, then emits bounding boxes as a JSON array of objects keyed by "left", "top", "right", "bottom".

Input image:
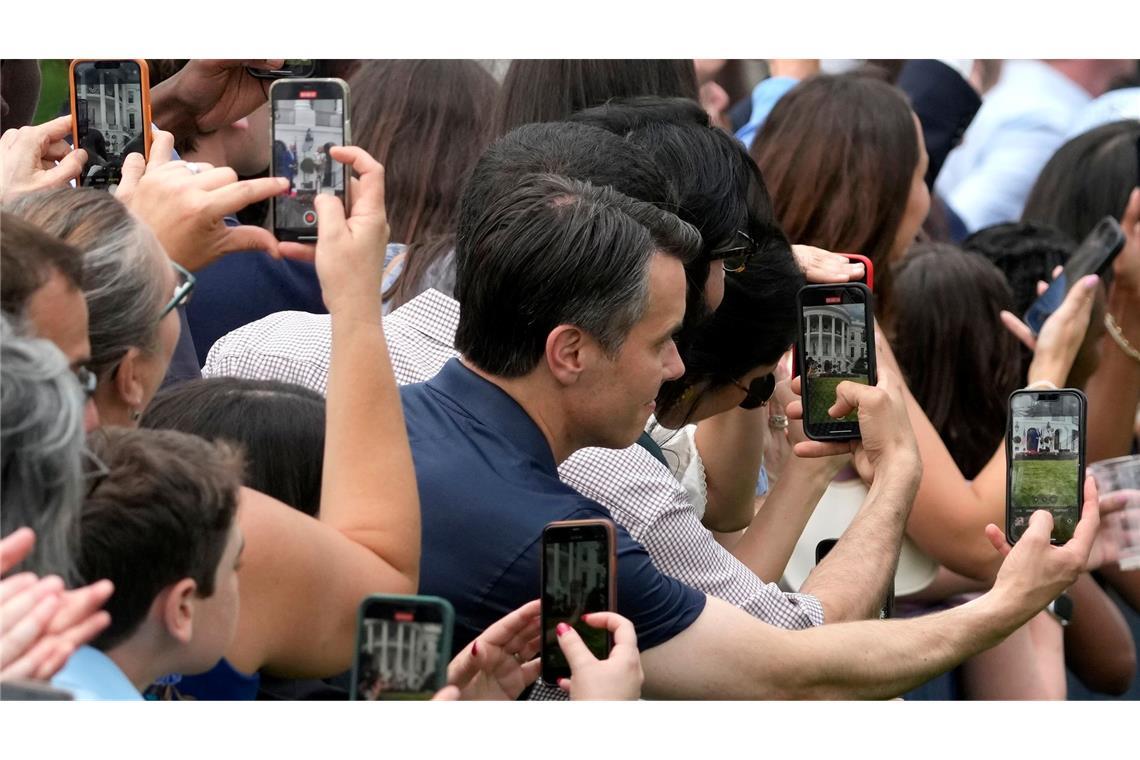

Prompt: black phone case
[
  {"left": 796, "top": 283, "right": 878, "bottom": 442},
  {"left": 1004, "top": 388, "right": 1087, "bottom": 546}
]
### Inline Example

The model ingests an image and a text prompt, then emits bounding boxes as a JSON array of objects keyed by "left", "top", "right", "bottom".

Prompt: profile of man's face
[{"left": 575, "top": 253, "right": 688, "bottom": 448}]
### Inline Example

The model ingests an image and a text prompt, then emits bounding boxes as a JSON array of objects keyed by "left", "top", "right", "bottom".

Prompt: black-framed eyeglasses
[
  {"left": 158, "top": 260, "right": 196, "bottom": 321},
  {"left": 709, "top": 230, "right": 758, "bottom": 273},
  {"left": 732, "top": 373, "right": 776, "bottom": 410}
]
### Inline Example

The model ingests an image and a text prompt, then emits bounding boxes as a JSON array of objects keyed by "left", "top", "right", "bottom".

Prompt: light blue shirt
[
  {"left": 1066, "top": 87, "right": 1140, "bottom": 138},
  {"left": 936, "top": 60, "right": 1092, "bottom": 233},
  {"left": 52, "top": 645, "right": 143, "bottom": 700},
  {"left": 734, "top": 76, "right": 801, "bottom": 150}
]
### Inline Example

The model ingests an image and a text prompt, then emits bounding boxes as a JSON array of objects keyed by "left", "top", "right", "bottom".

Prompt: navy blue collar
[{"left": 426, "top": 358, "right": 557, "bottom": 474}]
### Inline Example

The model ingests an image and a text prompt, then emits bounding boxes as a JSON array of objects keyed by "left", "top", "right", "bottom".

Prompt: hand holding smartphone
[
  {"left": 69, "top": 59, "right": 152, "bottom": 190},
  {"left": 350, "top": 595, "right": 454, "bottom": 701},
  {"left": 795, "top": 283, "right": 878, "bottom": 441},
  {"left": 269, "top": 78, "right": 351, "bottom": 242},
  {"left": 1006, "top": 389, "right": 1087, "bottom": 545},
  {"left": 541, "top": 519, "right": 616, "bottom": 685}
]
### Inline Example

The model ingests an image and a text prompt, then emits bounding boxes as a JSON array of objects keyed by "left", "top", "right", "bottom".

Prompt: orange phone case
[{"left": 69, "top": 59, "right": 153, "bottom": 164}]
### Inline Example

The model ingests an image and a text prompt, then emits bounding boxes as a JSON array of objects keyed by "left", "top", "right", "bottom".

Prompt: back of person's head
[
  {"left": 961, "top": 221, "right": 1076, "bottom": 316},
  {"left": 891, "top": 244, "right": 1024, "bottom": 478},
  {"left": 1022, "top": 119, "right": 1140, "bottom": 242},
  {"left": 141, "top": 378, "right": 325, "bottom": 517},
  {"left": 572, "top": 96, "right": 792, "bottom": 333},
  {"left": 456, "top": 121, "right": 677, "bottom": 299},
  {"left": 751, "top": 72, "right": 920, "bottom": 314},
  {"left": 350, "top": 60, "right": 498, "bottom": 248},
  {"left": 1, "top": 212, "right": 84, "bottom": 317},
  {"left": 79, "top": 427, "right": 242, "bottom": 668},
  {"left": 495, "top": 59, "right": 699, "bottom": 135},
  {"left": 3, "top": 188, "right": 167, "bottom": 380},
  {"left": 0, "top": 314, "right": 84, "bottom": 581},
  {"left": 654, "top": 249, "right": 806, "bottom": 427},
  {"left": 455, "top": 173, "right": 700, "bottom": 378}
]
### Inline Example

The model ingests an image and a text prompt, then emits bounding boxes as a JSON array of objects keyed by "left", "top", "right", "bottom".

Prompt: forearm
[
  {"left": 695, "top": 407, "right": 767, "bottom": 533},
  {"left": 731, "top": 454, "right": 845, "bottom": 582},
  {"left": 149, "top": 76, "right": 197, "bottom": 143},
  {"left": 323, "top": 308, "right": 421, "bottom": 585},
  {"left": 1086, "top": 284, "right": 1140, "bottom": 463},
  {"left": 800, "top": 457, "right": 921, "bottom": 622}
]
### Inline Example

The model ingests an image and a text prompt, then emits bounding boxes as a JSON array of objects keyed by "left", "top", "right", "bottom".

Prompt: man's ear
[
  {"left": 159, "top": 578, "right": 198, "bottom": 646},
  {"left": 545, "top": 325, "right": 590, "bottom": 386},
  {"left": 112, "top": 347, "right": 147, "bottom": 411}
]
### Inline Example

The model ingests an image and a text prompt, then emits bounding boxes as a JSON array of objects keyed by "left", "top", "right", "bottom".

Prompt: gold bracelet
[{"left": 1105, "top": 313, "right": 1140, "bottom": 364}]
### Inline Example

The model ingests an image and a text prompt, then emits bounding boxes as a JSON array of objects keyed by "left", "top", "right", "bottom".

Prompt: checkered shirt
[{"left": 204, "top": 289, "right": 825, "bottom": 699}]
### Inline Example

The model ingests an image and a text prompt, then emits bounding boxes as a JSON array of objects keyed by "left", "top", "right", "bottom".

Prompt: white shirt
[{"left": 936, "top": 60, "right": 1092, "bottom": 232}]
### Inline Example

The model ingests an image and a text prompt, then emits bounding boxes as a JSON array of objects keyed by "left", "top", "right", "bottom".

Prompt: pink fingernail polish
[{"left": 556, "top": 623, "right": 570, "bottom": 636}]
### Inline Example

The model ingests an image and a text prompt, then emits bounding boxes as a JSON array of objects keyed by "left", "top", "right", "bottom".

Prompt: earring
[{"left": 130, "top": 409, "right": 142, "bottom": 422}]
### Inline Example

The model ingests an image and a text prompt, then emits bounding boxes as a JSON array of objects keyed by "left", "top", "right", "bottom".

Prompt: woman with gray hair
[
  {"left": 3, "top": 187, "right": 180, "bottom": 427},
  {"left": 0, "top": 313, "right": 85, "bottom": 580}
]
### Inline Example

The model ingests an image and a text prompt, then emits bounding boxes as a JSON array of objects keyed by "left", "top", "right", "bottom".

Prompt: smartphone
[
  {"left": 792, "top": 253, "right": 873, "bottom": 380},
  {"left": 0, "top": 680, "right": 74, "bottom": 700},
  {"left": 795, "top": 283, "right": 877, "bottom": 441},
  {"left": 1006, "top": 389, "right": 1087, "bottom": 545},
  {"left": 541, "top": 518, "right": 617, "bottom": 685},
  {"left": 69, "top": 59, "right": 152, "bottom": 190},
  {"left": 815, "top": 539, "right": 893, "bottom": 618},
  {"left": 1023, "top": 216, "right": 1125, "bottom": 334},
  {"left": 349, "top": 594, "right": 454, "bottom": 701},
  {"left": 247, "top": 60, "right": 317, "bottom": 79},
  {"left": 269, "top": 78, "right": 351, "bottom": 242}
]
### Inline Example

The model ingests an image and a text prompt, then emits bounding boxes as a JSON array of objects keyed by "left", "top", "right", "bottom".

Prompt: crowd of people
[{"left": 1, "top": 57, "right": 1139, "bottom": 704}]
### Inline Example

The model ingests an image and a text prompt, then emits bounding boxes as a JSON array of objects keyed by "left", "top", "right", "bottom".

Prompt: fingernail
[
  {"left": 556, "top": 623, "right": 570, "bottom": 636},
  {"left": 557, "top": 678, "right": 568, "bottom": 688},
  {"left": 471, "top": 640, "right": 478, "bottom": 656},
  {"left": 1081, "top": 275, "right": 1099, "bottom": 289},
  {"left": 580, "top": 613, "right": 590, "bottom": 621}
]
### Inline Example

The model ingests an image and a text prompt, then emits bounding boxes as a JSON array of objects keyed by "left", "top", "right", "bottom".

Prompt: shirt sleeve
[{"left": 560, "top": 446, "right": 825, "bottom": 632}]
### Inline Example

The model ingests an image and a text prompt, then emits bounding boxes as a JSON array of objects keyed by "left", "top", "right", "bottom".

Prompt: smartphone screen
[
  {"left": 797, "top": 284, "right": 876, "bottom": 440},
  {"left": 270, "top": 79, "right": 349, "bottom": 242},
  {"left": 1007, "top": 390, "right": 1086, "bottom": 544},
  {"left": 351, "top": 595, "right": 453, "bottom": 701},
  {"left": 72, "top": 60, "right": 147, "bottom": 189},
  {"left": 541, "top": 520, "right": 614, "bottom": 684}
]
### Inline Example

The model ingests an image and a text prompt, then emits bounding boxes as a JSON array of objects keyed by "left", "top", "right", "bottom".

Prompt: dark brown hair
[
  {"left": 890, "top": 244, "right": 1024, "bottom": 478},
  {"left": 79, "top": 427, "right": 243, "bottom": 651},
  {"left": 495, "top": 60, "right": 699, "bottom": 136},
  {"left": 348, "top": 60, "right": 498, "bottom": 310},
  {"left": 751, "top": 73, "right": 918, "bottom": 317},
  {"left": 1, "top": 212, "right": 85, "bottom": 315}
]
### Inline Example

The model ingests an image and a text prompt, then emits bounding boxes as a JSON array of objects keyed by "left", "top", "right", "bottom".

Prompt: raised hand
[
  {"left": 151, "top": 60, "right": 284, "bottom": 138},
  {"left": 114, "top": 128, "right": 289, "bottom": 271},
  {"left": 999, "top": 273, "right": 1098, "bottom": 386},
  {"left": 0, "top": 116, "right": 88, "bottom": 201},
  {"left": 791, "top": 245, "right": 866, "bottom": 284}
]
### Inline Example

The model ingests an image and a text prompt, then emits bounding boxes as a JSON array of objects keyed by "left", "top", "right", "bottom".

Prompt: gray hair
[
  {"left": 0, "top": 314, "right": 84, "bottom": 582},
  {"left": 2, "top": 188, "right": 167, "bottom": 378}
]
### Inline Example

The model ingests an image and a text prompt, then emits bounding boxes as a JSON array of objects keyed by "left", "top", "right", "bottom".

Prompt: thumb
[
  {"left": 115, "top": 152, "right": 147, "bottom": 201},
  {"left": 217, "top": 225, "right": 281, "bottom": 261},
  {"left": 431, "top": 685, "right": 461, "bottom": 701},
  {"left": 554, "top": 622, "right": 596, "bottom": 672},
  {"left": 985, "top": 524, "right": 1012, "bottom": 557}
]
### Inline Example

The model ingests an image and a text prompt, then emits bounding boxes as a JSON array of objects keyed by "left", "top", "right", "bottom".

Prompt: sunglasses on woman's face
[
  {"left": 732, "top": 373, "right": 776, "bottom": 410},
  {"left": 710, "top": 230, "right": 758, "bottom": 273}
]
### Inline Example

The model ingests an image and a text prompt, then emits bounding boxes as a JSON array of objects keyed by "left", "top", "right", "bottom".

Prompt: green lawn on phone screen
[
  {"left": 1011, "top": 458, "right": 1079, "bottom": 542},
  {"left": 808, "top": 376, "right": 869, "bottom": 424}
]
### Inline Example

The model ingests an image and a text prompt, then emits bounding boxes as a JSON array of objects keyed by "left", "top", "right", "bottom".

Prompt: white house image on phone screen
[
  {"left": 76, "top": 75, "right": 142, "bottom": 154},
  {"left": 1011, "top": 416, "right": 1079, "bottom": 456},
  {"left": 361, "top": 619, "right": 442, "bottom": 691},
  {"left": 803, "top": 305, "right": 866, "bottom": 374}
]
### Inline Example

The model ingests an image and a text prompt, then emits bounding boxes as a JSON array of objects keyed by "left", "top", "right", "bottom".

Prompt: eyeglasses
[
  {"left": 732, "top": 373, "right": 776, "bottom": 410},
  {"left": 158, "top": 260, "right": 196, "bottom": 321},
  {"left": 710, "top": 230, "right": 757, "bottom": 273},
  {"left": 75, "top": 366, "right": 97, "bottom": 399}
]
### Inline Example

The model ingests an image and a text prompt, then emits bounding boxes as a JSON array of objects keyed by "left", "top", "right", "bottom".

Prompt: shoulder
[{"left": 203, "top": 311, "right": 333, "bottom": 395}]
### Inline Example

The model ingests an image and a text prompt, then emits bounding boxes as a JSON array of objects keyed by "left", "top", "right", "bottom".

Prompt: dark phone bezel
[
  {"left": 796, "top": 282, "right": 878, "bottom": 442},
  {"left": 791, "top": 253, "right": 872, "bottom": 380},
  {"left": 1004, "top": 388, "right": 1087, "bottom": 546},
  {"left": 247, "top": 60, "right": 317, "bottom": 79},
  {"left": 1023, "top": 217, "right": 1125, "bottom": 333},
  {"left": 349, "top": 594, "right": 454, "bottom": 701},
  {"left": 540, "top": 519, "right": 617, "bottom": 685},
  {"left": 269, "top": 78, "right": 351, "bottom": 243},
  {"left": 69, "top": 59, "right": 152, "bottom": 189}
]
